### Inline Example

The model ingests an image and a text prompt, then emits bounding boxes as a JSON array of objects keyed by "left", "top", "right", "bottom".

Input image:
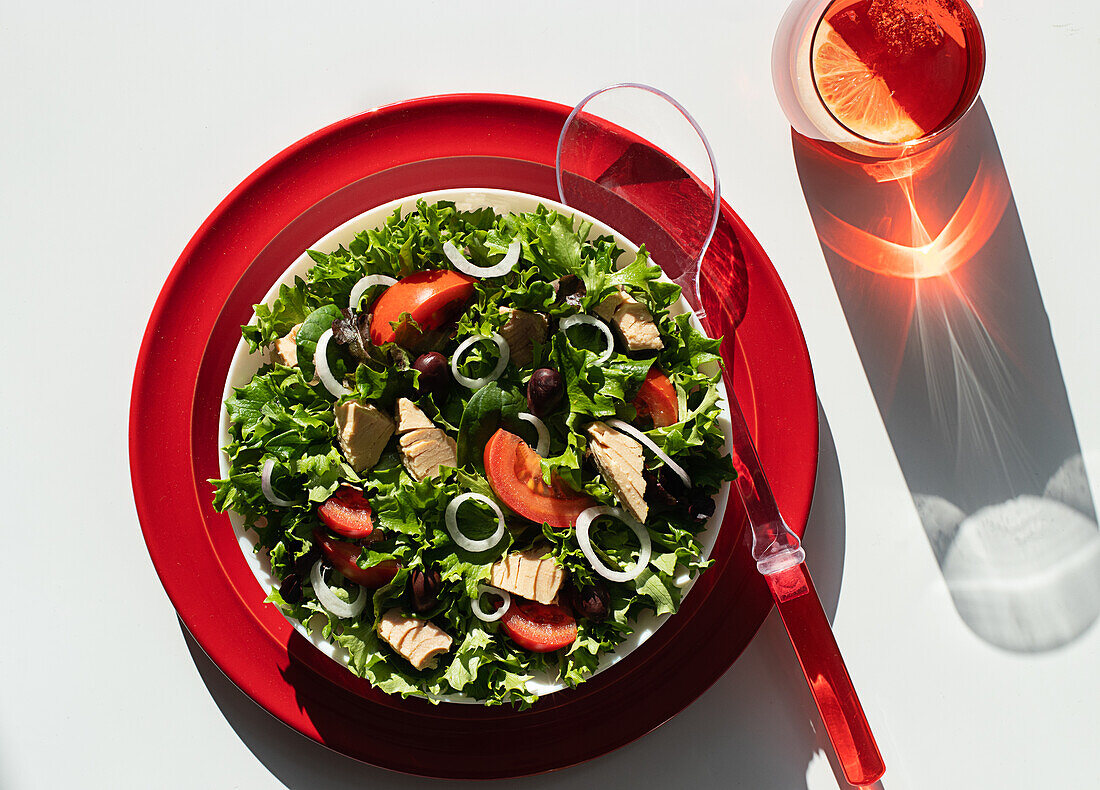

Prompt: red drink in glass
[{"left": 774, "top": 0, "right": 985, "bottom": 157}]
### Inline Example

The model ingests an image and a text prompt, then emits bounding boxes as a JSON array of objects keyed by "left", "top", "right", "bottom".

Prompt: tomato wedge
[
  {"left": 369, "top": 269, "right": 476, "bottom": 346},
  {"left": 313, "top": 530, "right": 399, "bottom": 589},
  {"left": 317, "top": 486, "right": 375, "bottom": 540},
  {"left": 501, "top": 598, "right": 578, "bottom": 652},
  {"left": 484, "top": 429, "right": 596, "bottom": 528},
  {"left": 632, "top": 369, "right": 679, "bottom": 427}
]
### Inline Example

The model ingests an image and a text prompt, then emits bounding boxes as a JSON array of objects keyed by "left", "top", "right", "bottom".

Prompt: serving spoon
[{"left": 557, "top": 84, "right": 885, "bottom": 787}]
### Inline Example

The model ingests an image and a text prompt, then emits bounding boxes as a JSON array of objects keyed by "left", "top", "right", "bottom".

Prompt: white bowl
[{"left": 218, "top": 188, "right": 734, "bottom": 701}]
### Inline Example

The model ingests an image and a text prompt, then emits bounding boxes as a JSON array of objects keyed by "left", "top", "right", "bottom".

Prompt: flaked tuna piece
[
  {"left": 489, "top": 547, "right": 565, "bottom": 605},
  {"left": 394, "top": 397, "right": 434, "bottom": 434},
  {"left": 377, "top": 609, "right": 453, "bottom": 670},
  {"left": 399, "top": 428, "right": 458, "bottom": 481},
  {"left": 595, "top": 289, "right": 663, "bottom": 352},
  {"left": 394, "top": 402, "right": 457, "bottom": 481},
  {"left": 498, "top": 308, "right": 549, "bottom": 367},
  {"left": 334, "top": 399, "right": 394, "bottom": 473},
  {"left": 270, "top": 323, "right": 303, "bottom": 367},
  {"left": 585, "top": 421, "right": 648, "bottom": 522}
]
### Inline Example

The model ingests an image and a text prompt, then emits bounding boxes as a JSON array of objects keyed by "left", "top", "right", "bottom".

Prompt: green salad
[{"left": 211, "top": 199, "right": 734, "bottom": 707}]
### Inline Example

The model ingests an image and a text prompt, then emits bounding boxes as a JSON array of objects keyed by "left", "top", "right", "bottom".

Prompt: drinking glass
[{"left": 772, "top": 0, "right": 985, "bottom": 158}]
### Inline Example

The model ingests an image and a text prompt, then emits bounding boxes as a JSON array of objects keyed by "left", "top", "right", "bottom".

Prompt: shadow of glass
[
  {"left": 181, "top": 406, "right": 848, "bottom": 789},
  {"left": 792, "top": 99, "right": 1100, "bottom": 653}
]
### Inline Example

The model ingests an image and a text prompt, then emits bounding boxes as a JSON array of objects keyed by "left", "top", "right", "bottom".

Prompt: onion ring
[
  {"left": 309, "top": 559, "right": 367, "bottom": 619},
  {"left": 560, "top": 314, "right": 614, "bottom": 363},
  {"left": 471, "top": 584, "right": 512, "bottom": 622},
  {"left": 348, "top": 274, "right": 397, "bottom": 310},
  {"left": 445, "top": 492, "right": 506, "bottom": 553},
  {"left": 450, "top": 332, "right": 510, "bottom": 389},
  {"left": 575, "top": 506, "right": 652, "bottom": 583},
  {"left": 443, "top": 239, "right": 521, "bottom": 278},
  {"left": 314, "top": 329, "right": 351, "bottom": 398},
  {"left": 260, "top": 458, "right": 297, "bottom": 507},
  {"left": 517, "top": 412, "right": 550, "bottom": 456}
]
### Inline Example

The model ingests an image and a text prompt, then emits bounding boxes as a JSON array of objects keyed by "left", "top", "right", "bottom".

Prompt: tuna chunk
[
  {"left": 585, "top": 421, "right": 648, "bottom": 522},
  {"left": 498, "top": 308, "right": 549, "bottom": 367},
  {"left": 394, "top": 397, "right": 434, "bottom": 434},
  {"left": 377, "top": 609, "right": 453, "bottom": 670},
  {"left": 399, "top": 428, "right": 458, "bottom": 481},
  {"left": 334, "top": 400, "right": 394, "bottom": 473},
  {"left": 270, "top": 323, "right": 303, "bottom": 367},
  {"left": 595, "top": 290, "right": 663, "bottom": 352},
  {"left": 393, "top": 402, "right": 457, "bottom": 481},
  {"left": 489, "top": 547, "right": 565, "bottom": 605}
]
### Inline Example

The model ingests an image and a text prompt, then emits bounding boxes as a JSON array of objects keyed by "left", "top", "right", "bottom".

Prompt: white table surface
[{"left": 2, "top": 1, "right": 1097, "bottom": 788}]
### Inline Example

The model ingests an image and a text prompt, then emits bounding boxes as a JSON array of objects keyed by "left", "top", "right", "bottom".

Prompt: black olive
[
  {"left": 527, "top": 368, "right": 564, "bottom": 417},
  {"left": 688, "top": 494, "right": 716, "bottom": 524},
  {"left": 569, "top": 582, "right": 610, "bottom": 622},
  {"left": 412, "top": 352, "right": 451, "bottom": 400},
  {"left": 279, "top": 573, "right": 304, "bottom": 605},
  {"left": 554, "top": 274, "right": 586, "bottom": 310},
  {"left": 293, "top": 546, "right": 321, "bottom": 578},
  {"left": 644, "top": 468, "right": 677, "bottom": 508},
  {"left": 659, "top": 466, "right": 688, "bottom": 500},
  {"left": 408, "top": 568, "right": 442, "bottom": 613}
]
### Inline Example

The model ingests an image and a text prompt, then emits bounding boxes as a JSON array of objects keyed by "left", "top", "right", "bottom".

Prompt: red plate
[{"left": 129, "top": 94, "right": 817, "bottom": 778}]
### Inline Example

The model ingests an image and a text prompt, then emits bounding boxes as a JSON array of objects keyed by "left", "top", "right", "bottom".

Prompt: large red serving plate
[{"left": 129, "top": 94, "right": 818, "bottom": 778}]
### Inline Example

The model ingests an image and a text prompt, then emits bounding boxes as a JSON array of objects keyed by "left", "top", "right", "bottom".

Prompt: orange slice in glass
[{"left": 812, "top": 20, "right": 923, "bottom": 144}]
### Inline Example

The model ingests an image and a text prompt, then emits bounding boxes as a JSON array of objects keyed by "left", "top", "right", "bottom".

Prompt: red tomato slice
[
  {"left": 313, "top": 530, "right": 399, "bottom": 589},
  {"left": 369, "top": 269, "right": 476, "bottom": 346},
  {"left": 317, "top": 486, "right": 375, "bottom": 540},
  {"left": 632, "top": 369, "right": 679, "bottom": 427},
  {"left": 501, "top": 598, "right": 578, "bottom": 652},
  {"left": 484, "top": 429, "right": 596, "bottom": 529}
]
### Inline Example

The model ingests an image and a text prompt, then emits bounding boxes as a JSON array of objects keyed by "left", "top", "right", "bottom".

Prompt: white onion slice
[
  {"left": 517, "top": 412, "right": 550, "bottom": 456},
  {"left": 575, "top": 506, "right": 653, "bottom": 583},
  {"left": 348, "top": 274, "right": 397, "bottom": 310},
  {"left": 606, "top": 418, "right": 692, "bottom": 489},
  {"left": 443, "top": 239, "right": 521, "bottom": 278},
  {"left": 445, "top": 493, "right": 506, "bottom": 553},
  {"left": 314, "top": 329, "right": 351, "bottom": 398},
  {"left": 450, "top": 332, "right": 510, "bottom": 389},
  {"left": 309, "top": 559, "right": 367, "bottom": 619},
  {"left": 260, "top": 458, "right": 297, "bottom": 507},
  {"left": 560, "top": 314, "right": 615, "bottom": 363},
  {"left": 471, "top": 584, "right": 511, "bottom": 622}
]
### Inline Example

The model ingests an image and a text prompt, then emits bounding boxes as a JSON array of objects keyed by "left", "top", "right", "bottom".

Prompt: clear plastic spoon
[{"left": 557, "top": 84, "right": 885, "bottom": 787}]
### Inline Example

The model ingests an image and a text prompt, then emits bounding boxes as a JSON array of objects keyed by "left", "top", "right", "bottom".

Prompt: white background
[{"left": 1, "top": 1, "right": 1097, "bottom": 788}]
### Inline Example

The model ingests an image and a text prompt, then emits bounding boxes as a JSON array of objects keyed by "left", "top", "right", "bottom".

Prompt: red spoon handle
[{"left": 765, "top": 562, "right": 885, "bottom": 787}]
